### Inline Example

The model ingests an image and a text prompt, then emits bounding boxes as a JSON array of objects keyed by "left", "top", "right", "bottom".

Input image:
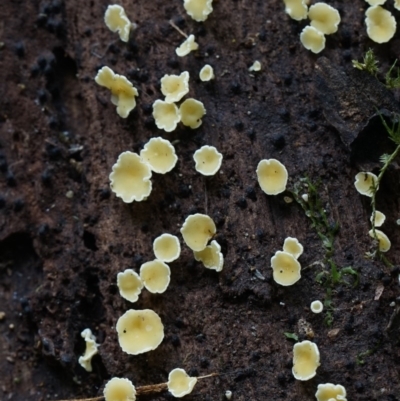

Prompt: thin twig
[{"left": 169, "top": 20, "right": 188, "bottom": 38}]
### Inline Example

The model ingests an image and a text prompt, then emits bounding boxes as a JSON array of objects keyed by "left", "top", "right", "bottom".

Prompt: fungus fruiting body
[
  {"left": 292, "top": 340, "right": 320, "bottom": 381},
  {"left": 104, "top": 377, "right": 136, "bottom": 401},
  {"left": 193, "top": 145, "right": 223, "bottom": 176},
  {"left": 271, "top": 251, "right": 301, "bottom": 286},
  {"left": 176, "top": 35, "right": 199, "bottom": 57},
  {"left": 283, "top": 237, "right": 304, "bottom": 259},
  {"left": 365, "top": 0, "right": 386, "bottom": 4},
  {"left": 117, "top": 269, "right": 144, "bottom": 303},
  {"left": 140, "top": 137, "right": 178, "bottom": 174},
  {"left": 161, "top": 72, "right": 190, "bottom": 103},
  {"left": 308, "top": 3, "right": 341, "bottom": 34},
  {"left": 78, "top": 328, "right": 99, "bottom": 372},
  {"left": 315, "top": 383, "right": 347, "bottom": 401},
  {"left": 365, "top": 6, "right": 396, "bottom": 43},
  {"left": 354, "top": 172, "right": 378, "bottom": 197},
  {"left": 256, "top": 159, "right": 288, "bottom": 195},
  {"left": 109, "top": 152, "right": 152, "bottom": 203},
  {"left": 181, "top": 213, "right": 216, "bottom": 251},
  {"left": 180, "top": 98, "right": 206, "bottom": 129},
  {"left": 199, "top": 64, "right": 215, "bottom": 81},
  {"left": 104, "top": 5, "right": 134, "bottom": 42},
  {"left": 395, "top": 0, "right": 400, "bottom": 11},
  {"left": 152, "top": 100, "right": 181, "bottom": 132},
  {"left": 194, "top": 240, "right": 224, "bottom": 272},
  {"left": 300, "top": 26, "right": 326, "bottom": 53},
  {"left": 249, "top": 61, "right": 261, "bottom": 72},
  {"left": 140, "top": 260, "right": 171, "bottom": 293},
  {"left": 116, "top": 309, "right": 164, "bottom": 355},
  {"left": 95, "top": 66, "right": 139, "bottom": 118},
  {"left": 371, "top": 210, "right": 386, "bottom": 227},
  {"left": 310, "top": 300, "right": 324, "bottom": 314},
  {"left": 283, "top": 0, "right": 308, "bottom": 20},
  {"left": 167, "top": 368, "right": 198, "bottom": 398},
  {"left": 183, "top": 0, "right": 213, "bottom": 22},
  {"left": 153, "top": 234, "right": 181, "bottom": 263},
  {"left": 369, "top": 229, "right": 391, "bottom": 252}
]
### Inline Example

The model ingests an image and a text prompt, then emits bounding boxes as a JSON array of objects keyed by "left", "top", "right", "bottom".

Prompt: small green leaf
[{"left": 284, "top": 332, "right": 299, "bottom": 341}]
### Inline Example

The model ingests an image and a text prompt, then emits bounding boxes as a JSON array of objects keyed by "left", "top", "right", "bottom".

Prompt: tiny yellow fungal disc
[
  {"left": 109, "top": 151, "right": 152, "bottom": 203},
  {"left": 180, "top": 213, "right": 216, "bottom": 252},
  {"left": 116, "top": 309, "right": 164, "bottom": 355},
  {"left": 161, "top": 71, "right": 190, "bottom": 103},
  {"left": 249, "top": 61, "right": 261, "bottom": 72},
  {"left": 256, "top": 159, "right": 288, "bottom": 195},
  {"left": 180, "top": 98, "right": 206, "bottom": 129},
  {"left": 199, "top": 64, "right": 215, "bottom": 81},
  {"left": 104, "top": 377, "right": 136, "bottom": 401},
  {"left": 292, "top": 340, "right": 320, "bottom": 381},
  {"left": 271, "top": 251, "right": 301, "bottom": 286},
  {"left": 104, "top": 5, "right": 132, "bottom": 42},
  {"left": 184, "top": 0, "right": 213, "bottom": 22},
  {"left": 152, "top": 100, "right": 181, "bottom": 132},
  {"left": 300, "top": 26, "right": 326, "bottom": 54},
  {"left": 283, "top": 237, "right": 304, "bottom": 259},
  {"left": 176, "top": 34, "right": 199, "bottom": 57},
  {"left": 370, "top": 210, "right": 386, "bottom": 227},
  {"left": 368, "top": 229, "right": 391, "bottom": 252},
  {"left": 95, "top": 66, "right": 139, "bottom": 118},
  {"left": 354, "top": 172, "right": 378, "bottom": 197},
  {"left": 140, "top": 260, "right": 171, "bottom": 293},
  {"left": 395, "top": 0, "right": 400, "bottom": 11},
  {"left": 153, "top": 234, "right": 181, "bottom": 263},
  {"left": 308, "top": 3, "right": 341, "bottom": 35},
  {"left": 78, "top": 329, "right": 99, "bottom": 372},
  {"left": 315, "top": 383, "right": 347, "bottom": 401},
  {"left": 283, "top": 0, "right": 308, "bottom": 21},
  {"left": 117, "top": 269, "right": 143, "bottom": 303},
  {"left": 168, "top": 368, "right": 198, "bottom": 398},
  {"left": 140, "top": 137, "right": 178, "bottom": 174},
  {"left": 310, "top": 300, "right": 323, "bottom": 314},
  {"left": 193, "top": 145, "right": 223, "bottom": 176},
  {"left": 194, "top": 240, "right": 224, "bottom": 272},
  {"left": 365, "top": 0, "right": 386, "bottom": 5},
  {"left": 365, "top": 6, "right": 396, "bottom": 44}
]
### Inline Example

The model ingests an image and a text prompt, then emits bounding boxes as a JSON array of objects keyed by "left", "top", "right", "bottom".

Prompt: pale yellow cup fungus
[
  {"left": 369, "top": 229, "right": 391, "bottom": 252},
  {"left": 365, "top": 6, "right": 396, "bottom": 44},
  {"left": 395, "top": 0, "right": 400, "bottom": 11},
  {"left": 104, "top": 377, "right": 136, "bottom": 401},
  {"left": 140, "top": 137, "right": 178, "bottom": 174},
  {"left": 199, "top": 65, "right": 215, "bottom": 81},
  {"left": 271, "top": 251, "right": 301, "bottom": 286},
  {"left": 194, "top": 240, "right": 224, "bottom": 272},
  {"left": 116, "top": 309, "right": 164, "bottom": 355},
  {"left": 153, "top": 234, "right": 181, "bottom": 263},
  {"left": 168, "top": 368, "right": 198, "bottom": 398},
  {"left": 315, "top": 383, "right": 347, "bottom": 401},
  {"left": 370, "top": 210, "right": 386, "bottom": 227},
  {"left": 193, "top": 145, "right": 223, "bottom": 176},
  {"left": 308, "top": 3, "right": 341, "bottom": 35},
  {"left": 180, "top": 213, "right": 216, "bottom": 252},
  {"left": 176, "top": 34, "right": 199, "bottom": 57},
  {"left": 78, "top": 328, "right": 99, "bottom": 372},
  {"left": 249, "top": 61, "right": 262, "bottom": 72},
  {"left": 310, "top": 300, "right": 324, "bottom": 314},
  {"left": 109, "top": 151, "right": 152, "bottom": 203},
  {"left": 365, "top": 0, "right": 387, "bottom": 5},
  {"left": 300, "top": 26, "right": 326, "bottom": 54},
  {"left": 104, "top": 5, "right": 134, "bottom": 43},
  {"left": 140, "top": 260, "right": 171, "bottom": 293},
  {"left": 152, "top": 100, "right": 181, "bottom": 132},
  {"left": 283, "top": 0, "right": 308, "bottom": 21},
  {"left": 184, "top": 0, "right": 213, "bottom": 22},
  {"left": 354, "top": 172, "right": 378, "bottom": 197},
  {"left": 180, "top": 98, "right": 206, "bottom": 129},
  {"left": 161, "top": 71, "right": 190, "bottom": 103},
  {"left": 256, "top": 159, "right": 288, "bottom": 195},
  {"left": 292, "top": 340, "right": 320, "bottom": 381},
  {"left": 95, "top": 66, "right": 139, "bottom": 118},
  {"left": 117, "top": 269, "right": 143, "bottom": 303},
  {"left": 283, "top": 237, "right": 304, "bottom": 259}
]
